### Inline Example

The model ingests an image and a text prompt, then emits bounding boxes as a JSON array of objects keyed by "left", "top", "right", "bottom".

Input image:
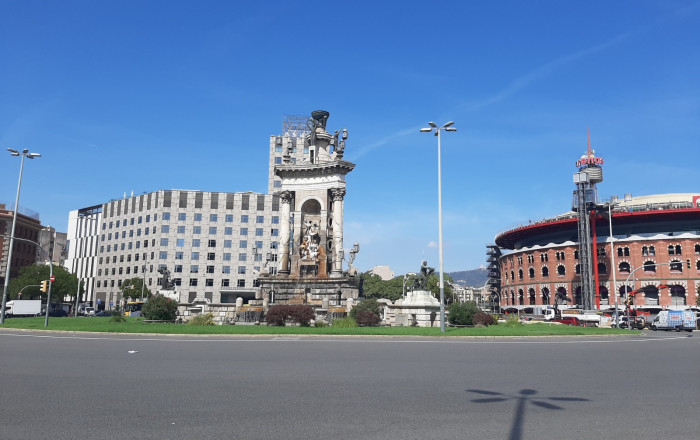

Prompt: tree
[
  {"left": 141, "top": 295, "right": 178, "bottom": 321},
  {"left": 120, "top": 277, "right": 152, "bottom": 301},
  {"left": 426, "top": 273, "right": 456, "bottom": 304},
  {"left": 447, "top": 301, "right": 481, "bottom": 325},
  {"left": 349, "top": 298, "right": 382, "bottom": 326},
  {"left": 7, "top": 264, "right": 81, "bottom": 303},
  {"left": 358, "top": 273, "right": 403, "bottom": 302}
]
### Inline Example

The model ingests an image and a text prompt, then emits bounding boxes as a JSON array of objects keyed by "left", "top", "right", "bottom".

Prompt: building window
[
  {"left": 256, "top": 228, "right": 263, "bottom": 236},
  {"left": 221, "top": 279, "right": 230, "bottom": 287},
  {"left": 160, "top": 238, "right": 169, "bottom": 246},
  {"left": 174, "top": 265, "right": 183, "bottom": 273},
  {"left": 542, "top": 267, "right": 549, "bottom": 277},
  {"left": 161, "top": 225, "right": 169, "bottom": 233},
  {"left": 238, "top": 266, "right": 246, "bottom": 274},
  {"left": 670, "top": 260, "right": 682, "bottom": 272},
  {"left": 159, "top": 251, "right": 167, "bottom": 259},
  {"left": 162, "top": 212, "right": 170, "bottom": 221},
  {"left": 223, "top": 253, "right": 231, "bottom": 261},
  {"left": 239, "top": 253, "right": 247, "bottom": 261},
  {"left": 557, "top": 265, "right": 566, "bottom": 276},
  {"left": 190, "top": 265, "right": 199, "bottom": 273},
  {"left": 643, "top": 261, "right": 656, "bottom": 272},
  {"left": 205, "top": 279, "right": 214, "bottom": 287},
  {"left": 176, "top": 239, "right": 185, "bottom": 247},
  {"left": 191, "top": 252, "right": 199, "bottom": 260},
  {"left": 189, "top": 279, "right": 198, "bottom": 286},
  {"left": 192, "top": 239, "right": 201, "bottom": 247},
  {"left": 194, "top": 213, "right": 202, "bottom": 222},
  {"left": 193, "top": 226, "right": 201, "bottom": 234},
  {"left": 239, "top": 240, "right": 247, "bottom": 248},
  {"left": 241, "top": 215, "right": 248, "bottom": 223},
  {"left": 177, "top": 226, "right": 185, "bottom": 234},
  {"left": 272, "top": 216, "right": 279, "bottom": 224},
  {"left": 206, "top": 265, "right": 215, "bottom": 274},
  {"left": 528, "top": 268, "right": 535, "bottom": 278},
  {"left": 224, "top": 240, "right": 232, "bottom": 248},
  {"left": 222, "top": 266, "right": 231, "bottom": 274},
  {"left": 207, "top": 252, "right": 215, "bottom": 261},
  {"left": 178, "top": 213, "right": 186, "bottom": 221},
  {"left": 237, "top": 279, "right": 246, "bottom": 287},
  {"left": 518, "top": 269, "right": 523, "bottom": 280},
  {"left": 240, "top": 228, "right": 248, "bottom": 236},
  {"left": 271, "top": 229, "right": 279, "bottom": 236},
  {"left": 225, "top": 214, "right": 233, "bottom": 222},
  {"left": 618, "top": 262, "right": 631, "bottom": 273},
  {"left": 208, "top": 239, "right": 216, "bottom": 247},
  {"left": 209, "top": 227, "right": 217, "bottom": 234},
  {"left": 256, "top": 215, "right": 264, "bottom": 223},
  {"left": 210, "top": 214, "right": 218, "bottom": 222},
  {"left": 176, "top": 251, "right": 184, "bottom": 260},
  {"left": 224, "top": 227, "right": 233, "bottom": 235}
]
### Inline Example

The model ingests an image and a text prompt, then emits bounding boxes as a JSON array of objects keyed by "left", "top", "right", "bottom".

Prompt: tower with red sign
[{"left": 572, "top": 130, "right": 604, "bottom": 310}]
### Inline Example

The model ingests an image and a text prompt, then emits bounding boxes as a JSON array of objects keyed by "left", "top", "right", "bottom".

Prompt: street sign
[{"left": 49, "top": 275, "right": 56, "bottom": 282}]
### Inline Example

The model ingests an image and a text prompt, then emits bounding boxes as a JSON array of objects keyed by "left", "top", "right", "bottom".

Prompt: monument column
[
  {"left": 278, "top": 191, "right": 293, "bottom": 275},
  {"left": 330, "top": 188, "right": 346, "bottom": 278}
]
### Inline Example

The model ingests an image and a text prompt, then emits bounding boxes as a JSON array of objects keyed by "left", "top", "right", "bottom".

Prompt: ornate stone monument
[
  {"left": 382, "top": 261, "right": 441, "bottom": 327},
  {"left": 258, "top": 111, "right": 359, "bottom": 308}
]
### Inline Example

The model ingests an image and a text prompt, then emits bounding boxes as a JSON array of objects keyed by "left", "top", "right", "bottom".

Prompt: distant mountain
[{"left": 447, "top": 268, "right": 489, "bottom": 287}]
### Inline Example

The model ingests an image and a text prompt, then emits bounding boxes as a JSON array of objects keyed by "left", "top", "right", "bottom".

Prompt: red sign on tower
[{"left": 49, "top": 275, "right": 55, "bottom": 282}]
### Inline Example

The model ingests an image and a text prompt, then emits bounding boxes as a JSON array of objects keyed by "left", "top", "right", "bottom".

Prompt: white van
[{"left": 650, "top": 310, "right": 695, "bottom": 332}]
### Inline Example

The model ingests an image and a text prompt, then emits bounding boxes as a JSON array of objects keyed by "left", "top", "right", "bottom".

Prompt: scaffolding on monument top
[{"left": 282, "top": 115, "right": 311, "bottom": 137}]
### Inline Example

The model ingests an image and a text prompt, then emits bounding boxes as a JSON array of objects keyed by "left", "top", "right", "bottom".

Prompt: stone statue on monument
[
  {"left": 157, "top": 266, "right": 175, "bottom": 290},
  {"left": 413, "top": 260, "right": 435, "bottom": 290}
]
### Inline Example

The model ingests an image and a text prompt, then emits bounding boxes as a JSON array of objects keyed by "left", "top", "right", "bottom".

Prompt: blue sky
[{"left": 1, "top": 0, "right": 699, "bottom": 276}]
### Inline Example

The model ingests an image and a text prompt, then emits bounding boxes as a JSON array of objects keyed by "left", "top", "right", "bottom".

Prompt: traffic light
[{"left": 40, "top": 280, "right": 48, "bottom": 293}]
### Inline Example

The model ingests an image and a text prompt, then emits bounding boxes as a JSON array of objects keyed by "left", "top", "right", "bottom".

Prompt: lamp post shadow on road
[{"left": 467, "top": 388, "right": 589, "bottom": 440}]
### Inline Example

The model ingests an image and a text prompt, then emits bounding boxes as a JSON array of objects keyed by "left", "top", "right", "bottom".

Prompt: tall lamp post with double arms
[
  {"left": 1, "top": 148, "right": 41, "bottom": 324},
  {"left": 420, "top": 121, "right": 457, "bottom": 333}
]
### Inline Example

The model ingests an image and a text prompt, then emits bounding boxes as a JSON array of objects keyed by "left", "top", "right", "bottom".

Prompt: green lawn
[{"left": 0, "top": 317, "right": 637, "bottom": 337}]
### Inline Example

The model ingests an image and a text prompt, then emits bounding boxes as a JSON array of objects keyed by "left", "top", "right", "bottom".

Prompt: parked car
[
  {"left": 84, "top": 307, "right": 95, "bottom": 316},
  {"left": 95, "top": 310, "right": 112, "bottom": 317},
  {"left": 552, "top": 316, "right": 581, "bottom": 326},
  {"left": 48, "top": 309, "right": 68, "bottom": 317}
]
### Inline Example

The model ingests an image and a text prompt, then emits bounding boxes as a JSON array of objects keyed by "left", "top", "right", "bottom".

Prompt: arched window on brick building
[
  {"left": 643, "top": 260, "right": 656, "bottom": 273},
  {"left": 619, "top": 261, "right": 631, "bottom": 273}
]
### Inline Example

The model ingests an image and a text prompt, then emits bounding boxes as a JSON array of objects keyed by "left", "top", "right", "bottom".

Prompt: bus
[{"left": 124, "top": 300, "right": 146, "bottom": 317}]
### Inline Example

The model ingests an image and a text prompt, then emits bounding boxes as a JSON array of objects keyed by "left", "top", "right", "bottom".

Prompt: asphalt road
[{"left": 1, "top": 330, "right": 698, "bottom": 440}]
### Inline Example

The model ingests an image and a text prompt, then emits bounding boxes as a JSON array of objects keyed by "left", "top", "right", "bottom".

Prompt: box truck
[{"left": 5, "top": 300, "right": 42, "bottom": 317}]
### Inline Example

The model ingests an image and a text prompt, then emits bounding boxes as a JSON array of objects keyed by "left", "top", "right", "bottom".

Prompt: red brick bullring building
[{"left": 494, "top": 194, "right": 700, "bottom": 309}]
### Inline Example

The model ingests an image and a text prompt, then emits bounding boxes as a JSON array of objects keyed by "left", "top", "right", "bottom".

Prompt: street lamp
[
  {"left": 420, "top": 121, "right": 457, "bottom": 333},
  {"left": 1, "top": 148, "right": 41, "bottom": 324},
  {"left": 599, "top": 201, "right": 621, "bottom": 328}
]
